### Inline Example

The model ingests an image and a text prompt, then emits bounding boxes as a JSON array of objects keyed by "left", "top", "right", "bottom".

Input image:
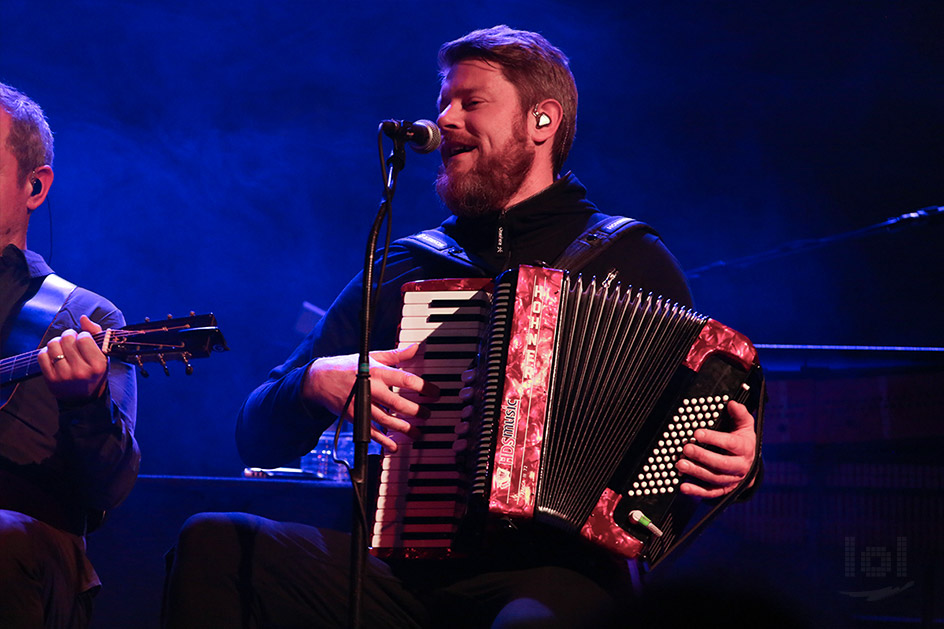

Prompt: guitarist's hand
[
  {"left": 37, "top": 315, "right": 109, "bottom": 402},
  {"left": 302, "top": 344, "right": 439, "bottom": 452}
]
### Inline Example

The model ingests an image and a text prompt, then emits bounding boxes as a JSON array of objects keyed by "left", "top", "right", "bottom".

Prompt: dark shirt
[{"left": 0, "top": 245, "right": 139, "bottom": 554}]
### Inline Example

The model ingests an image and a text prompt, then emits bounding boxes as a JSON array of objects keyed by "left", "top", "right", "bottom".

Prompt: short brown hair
[
  {"left": 439, "top": 25, "right": 577, "bottom": 175},
  {"left": 0, "top": 81, "right": 54, "bottom": 184}
]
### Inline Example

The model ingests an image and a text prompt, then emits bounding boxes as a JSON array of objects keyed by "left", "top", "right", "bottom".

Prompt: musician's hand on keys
[
  {"left": 676, "top": 400, "right": 757, "bottom": 498},
  {"left": 303, "top": 344, "right": 439, "bottom": 452},
  {"left": 37, "top": 315, "right": 109, "bottom": 402}
]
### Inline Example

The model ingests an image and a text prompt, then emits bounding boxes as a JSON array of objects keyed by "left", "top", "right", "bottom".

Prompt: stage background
[{"left": 1, "top": 1, "right": 941, "bottom": 626}]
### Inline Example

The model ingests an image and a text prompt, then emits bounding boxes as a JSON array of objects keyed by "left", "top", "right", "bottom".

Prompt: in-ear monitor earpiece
[{"left": 534, "top": 110, "right": 552, "bottom": 128}]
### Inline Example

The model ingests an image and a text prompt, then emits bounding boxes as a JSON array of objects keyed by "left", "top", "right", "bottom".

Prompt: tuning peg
[
  {"left": 144, "top": 317, "right": 151, "bottom": 323},
  {"left": 182, "top": 355, "right": 194, "bottom": 375},
  {"left": 166, "top": 314, "right": 173, "bottom": 320},
  {"left": 158, "top": 354, "right": 170, "bottom": 376},
  {"left": 190, "top": 311, "right": 195, "bottom": 316},
  {"left": 135, "top": 356, "right": 149, "bottom": 378}
]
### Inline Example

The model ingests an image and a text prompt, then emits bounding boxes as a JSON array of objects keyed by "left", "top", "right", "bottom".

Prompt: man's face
[
  {"left": 0, "top": 111, "right": 32, "bottom": 249},
  {"left": 435, "top": 59, "right": 535, "bottom": 217}
]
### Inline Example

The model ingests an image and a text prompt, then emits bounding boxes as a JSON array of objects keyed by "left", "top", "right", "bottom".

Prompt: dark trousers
[
  {"left": 161, "top": 512, "right": 629, "bottom": 629},
  {"left": 0, "top": 510, "right": 95, "bottom": 629}
]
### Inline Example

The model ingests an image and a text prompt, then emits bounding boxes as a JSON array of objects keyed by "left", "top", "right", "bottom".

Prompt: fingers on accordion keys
[
  {"left": 459, "top": 385, "right": 475, "bottom": 401},
  {"left": 419, "top": 379, "right": 441, "bottom": 399},
  {"left": 453, "top": 439, "right": 469, "bottom": 452},
  {"left": 461, "top": 368, "right": 476, "bottom": 383}
]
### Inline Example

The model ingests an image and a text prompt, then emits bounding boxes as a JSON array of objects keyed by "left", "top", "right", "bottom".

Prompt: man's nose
[{"left": 437, "top": 104, "right": 459, "bottom": 129}]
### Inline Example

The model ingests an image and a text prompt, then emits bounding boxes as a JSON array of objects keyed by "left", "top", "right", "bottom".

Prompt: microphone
[{"left": 381, "top": 119, "right": 442, "bottom": 154}]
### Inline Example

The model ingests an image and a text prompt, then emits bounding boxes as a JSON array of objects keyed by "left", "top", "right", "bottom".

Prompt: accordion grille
[{"left": 477, "top": 271, "right": 707, "bottom": 532}]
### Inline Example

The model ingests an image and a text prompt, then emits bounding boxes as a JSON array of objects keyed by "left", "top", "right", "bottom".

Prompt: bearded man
[{"left": 162, "top": 26, "right": 758, "bottom": 628}]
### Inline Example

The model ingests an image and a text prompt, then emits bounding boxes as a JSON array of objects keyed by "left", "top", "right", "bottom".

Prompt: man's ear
[
  {"left": 529, "top": 98, "right": 564, "bottom": 144},
  {"left": 26, "top": 165, "right": 53, "bottom": 211}
]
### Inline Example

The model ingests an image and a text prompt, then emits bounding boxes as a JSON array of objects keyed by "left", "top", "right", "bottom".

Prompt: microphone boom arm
[{"left": 686, "top": 205, "right": 943, "bottom": 279}]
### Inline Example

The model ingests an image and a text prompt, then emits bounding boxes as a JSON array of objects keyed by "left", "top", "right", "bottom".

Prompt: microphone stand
[
  {"left": 686, "top": 205, "right": 943, "bottom": 279},
  {"left": 349, "top": 129, "right": 406, "bottom": 629}
]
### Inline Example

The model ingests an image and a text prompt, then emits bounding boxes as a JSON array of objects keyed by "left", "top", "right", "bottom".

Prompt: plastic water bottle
[{"left": 300, "top": 425, "right": 353, "bottom": 481}]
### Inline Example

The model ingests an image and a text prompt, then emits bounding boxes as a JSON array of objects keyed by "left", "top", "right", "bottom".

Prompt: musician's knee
[
  {"left": 164, "top": 512, "right": 262, "bottom": 629},
  {"left": 177, "top": 512, "right": 231, "bottom": 549},
  {"left": 491, "top": 598, "right": 561, "bottom": 629},
  {"left": 490, "top": 567, "right": 619, "bottom": 629},
  {"left": 170, "top": 512, "right": 258, "bottom": 578}
]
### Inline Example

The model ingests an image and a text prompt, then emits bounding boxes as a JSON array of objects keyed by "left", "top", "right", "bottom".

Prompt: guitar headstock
[{"left": 104, "top": 313, "right": 229, "bottom": 377}]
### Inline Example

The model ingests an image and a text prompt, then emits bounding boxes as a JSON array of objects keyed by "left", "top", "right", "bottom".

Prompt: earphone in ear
[
  {"left": 533, "top": 108, "right": 552, "bottom": 129},
  {"left": 31, "top": 179, "right": 42, "bottom": 196}
]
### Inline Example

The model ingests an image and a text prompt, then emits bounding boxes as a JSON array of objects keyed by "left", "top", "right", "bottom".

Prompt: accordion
[{"left": 371, "top": 265, "right": 764, "bottom": 567}]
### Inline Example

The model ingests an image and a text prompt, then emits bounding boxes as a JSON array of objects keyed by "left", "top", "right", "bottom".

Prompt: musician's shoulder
[{"left": 54, "top": 283, "right": 125, "bottom": 331}]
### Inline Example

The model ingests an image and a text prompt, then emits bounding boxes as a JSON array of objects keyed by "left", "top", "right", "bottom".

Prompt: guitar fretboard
[{"left": 1, "top": 331, "right": 109, "bottom": 388}]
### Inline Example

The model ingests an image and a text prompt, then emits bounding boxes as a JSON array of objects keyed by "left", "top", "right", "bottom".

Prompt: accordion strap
[
  {"left": 398, "top": 215, "right": 656, "bottom": 275},
  {"left": 551, "top": 215, "right": 656, "bottom": 272},
  {"left": 395, "top": 230, "right": 492, "bottom": 274}
]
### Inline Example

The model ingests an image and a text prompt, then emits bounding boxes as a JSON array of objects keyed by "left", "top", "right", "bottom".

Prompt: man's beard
[{"left": 435, "top": 125, "right": 535, "bottom": 218}]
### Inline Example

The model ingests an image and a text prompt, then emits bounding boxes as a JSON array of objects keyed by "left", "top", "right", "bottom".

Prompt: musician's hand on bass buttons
[{"left": 676, "top": 400, "right": 757, "bottom": 498}]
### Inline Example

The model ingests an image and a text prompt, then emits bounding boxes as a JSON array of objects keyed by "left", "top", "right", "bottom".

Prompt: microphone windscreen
[{"left": 410, "top": 119, "right": 442, "bottom": 154}]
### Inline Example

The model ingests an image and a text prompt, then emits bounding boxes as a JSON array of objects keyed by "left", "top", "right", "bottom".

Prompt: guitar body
[{"left": 0, "top": 382, "right": 22, "bottom": 409}]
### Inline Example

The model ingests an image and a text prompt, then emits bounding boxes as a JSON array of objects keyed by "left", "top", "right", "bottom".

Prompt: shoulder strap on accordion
[
  {"left": 399, "top": 215, "right": 657, "bottom": 276},
  {"left": 395, "top": 229, "right": 492, "bottom": 274},
  {"left": 551, "top": 215, "right": 656, "bottom": 272}
]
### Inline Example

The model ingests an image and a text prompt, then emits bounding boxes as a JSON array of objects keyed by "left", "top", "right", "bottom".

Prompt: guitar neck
[
  {"left": 1, "top": 331, "right": 109, "bottom": 388},
  {"left": 1, "top": 314, "right": 227, "bottom": 390}
]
